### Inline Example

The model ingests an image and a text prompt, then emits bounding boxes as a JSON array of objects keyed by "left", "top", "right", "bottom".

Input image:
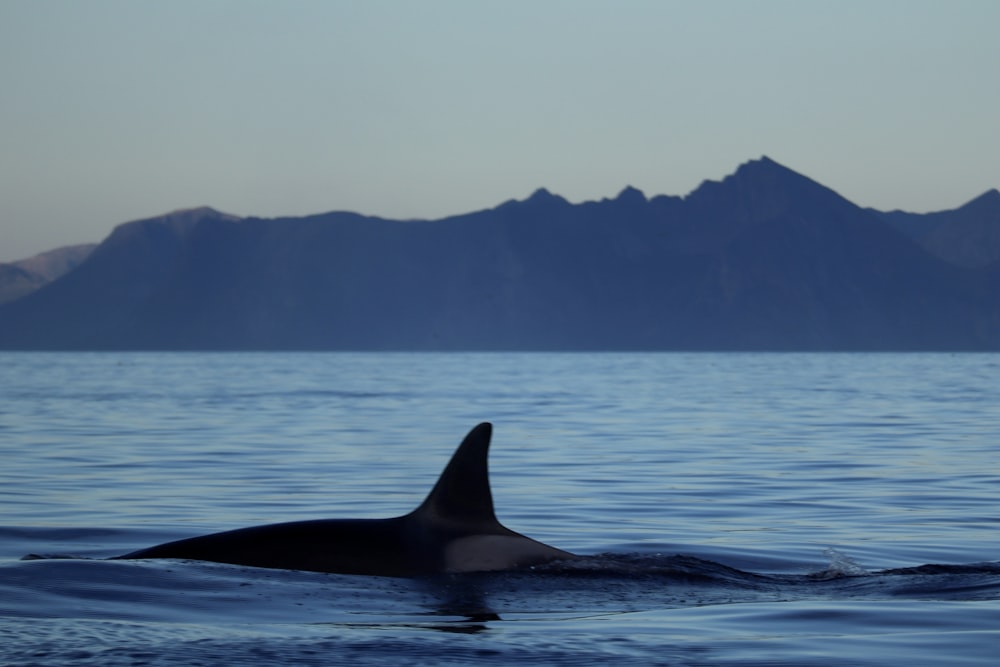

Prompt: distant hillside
[
  {"left": 875, "top": 189, "right": 1000, "bottom": 269},
  {"left": 1, "top": 159, "right": 997, "bottom": 350},
  {"left": 0, "top": 243, "right": 96, "bottom": 304}
]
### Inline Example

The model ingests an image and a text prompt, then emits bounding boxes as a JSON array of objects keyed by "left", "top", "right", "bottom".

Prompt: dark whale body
[{"left": 115, "top": 423, "right": 575, "bottom": 576}]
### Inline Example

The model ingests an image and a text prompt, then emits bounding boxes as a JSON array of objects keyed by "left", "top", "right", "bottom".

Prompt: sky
[{"left": 2, "top": 0, "right": 998, "bottom": 262}]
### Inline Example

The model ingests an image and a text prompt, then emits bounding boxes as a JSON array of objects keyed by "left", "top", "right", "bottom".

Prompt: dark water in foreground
[{"left": 2, "top": 352, "right": 999, "bottom": 665}]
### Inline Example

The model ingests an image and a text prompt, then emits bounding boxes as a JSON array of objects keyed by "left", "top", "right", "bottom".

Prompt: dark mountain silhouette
[
  {"left": 875, "top": 189, "right": 1000, "bottom": 269},
  {"left": 1, "top": 159, "right": 997, "bottom": 350},
  {"left": 0, "top": 243, "right": 96, "bottom": 304}
]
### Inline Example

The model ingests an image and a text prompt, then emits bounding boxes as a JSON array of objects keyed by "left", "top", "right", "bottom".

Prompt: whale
[{"left": 114, "top": 422, "right": 576, "bottom": 576}]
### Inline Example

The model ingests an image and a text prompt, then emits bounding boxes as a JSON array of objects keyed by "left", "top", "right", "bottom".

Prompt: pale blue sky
[{"left": 2, "top": 0, "right": 998, "bottom": 261}]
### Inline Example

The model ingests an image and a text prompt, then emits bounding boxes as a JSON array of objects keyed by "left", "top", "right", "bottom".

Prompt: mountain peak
[
  {"left": 695, "top": 156, "right": 849, "bottom": 206},
  {"left": 678, "top": 156, "right": 858, "bottom": 239},
  {"left": 526, "top": 187, "right": 563, "bottom": 202},
  {"left": 515, "top": 188, "right": 570, "bottom": 209},
  {"left": 956, "top": 188, "right": 1000, "bottom": 215},
  {"left": 162, "top": 206, "right": 241, "bottom": 223},
  {"left": 615, "top": 185, "right": 647, "bottom": 204},
  {"left": 731, "top": 155, "right": 807, "bottom": 182}
]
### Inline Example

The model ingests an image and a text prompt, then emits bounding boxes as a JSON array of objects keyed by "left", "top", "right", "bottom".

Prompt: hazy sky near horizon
[{"left": 2, "top": 0, "right": 998, "bottom": 261}]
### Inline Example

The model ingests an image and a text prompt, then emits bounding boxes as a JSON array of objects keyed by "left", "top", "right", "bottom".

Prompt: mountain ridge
[
  {"left": 0, "top": 243, "right": 97, "bottom": 305},
  {"left": 1, "top": 157, "right": 997, "bottom": 350}
]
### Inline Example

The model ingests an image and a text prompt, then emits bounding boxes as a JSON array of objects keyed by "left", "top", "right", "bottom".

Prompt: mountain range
[{"left": 1, "top": 157, "right": 998, "bottom": 350}]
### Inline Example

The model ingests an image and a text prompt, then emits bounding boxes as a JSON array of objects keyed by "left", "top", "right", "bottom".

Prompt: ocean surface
[{"left": 1, "top": 352, "right": 998, "bottom": 666}]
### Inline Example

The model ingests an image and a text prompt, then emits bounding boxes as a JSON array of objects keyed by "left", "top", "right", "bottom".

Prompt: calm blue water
[{"left": 2, "top": 352, "right": 999, "bottom": 665}]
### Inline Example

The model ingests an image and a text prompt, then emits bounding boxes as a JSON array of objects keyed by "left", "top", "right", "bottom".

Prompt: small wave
[
  {"left": 880, "top": 562, "right": 1000, "bottom": 576},
  {"left": 513, "top": 552, "right": 1000, "bottom": 600},
  {"left": 806, "top": 547, "right": 871, "bottom": 580},
  {"left": 526, "top": 553, "right": 773, "bottom": 587}
]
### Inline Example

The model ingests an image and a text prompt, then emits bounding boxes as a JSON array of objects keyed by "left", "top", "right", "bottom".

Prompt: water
[{"left": 2, "top": 352, "right": 999, "bottom": 665}]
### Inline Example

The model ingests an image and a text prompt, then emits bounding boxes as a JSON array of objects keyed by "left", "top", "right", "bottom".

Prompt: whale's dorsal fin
[{"left": 413, "top": 422, "right": 497, "bottom": 524}]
